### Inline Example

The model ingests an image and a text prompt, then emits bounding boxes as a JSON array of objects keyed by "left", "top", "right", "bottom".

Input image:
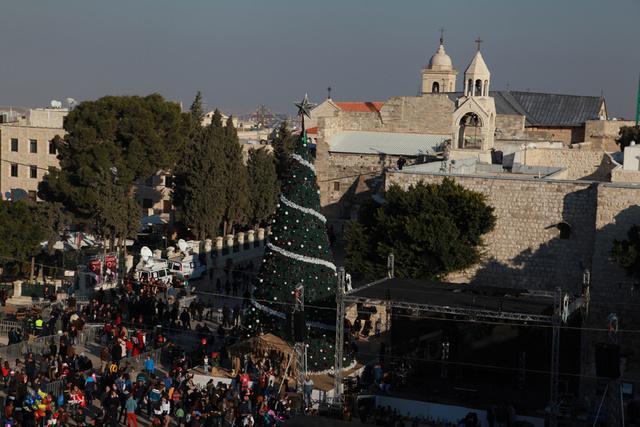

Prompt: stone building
[
  {"left": 0, "top": 107, "right": 67, "bottom": 201},
  {"left": 310, "top": 38, "right": 615, "bottom": 224},
  {"left": 385, "top": 159, "right": 640, "bottom": 406}
]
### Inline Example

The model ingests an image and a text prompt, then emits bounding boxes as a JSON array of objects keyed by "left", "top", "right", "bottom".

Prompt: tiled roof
[
  {"left": 306, "top": 127, "right": 318, "bottom": 135},
  {"left": 334, "top": 102, "right": 384, "bottom": 113},
  {"left": 448, "top": 91, "right": 603, "bottom": 127},
  {"left": 507, "top": 91, "right": 603, "bottom": 127}
]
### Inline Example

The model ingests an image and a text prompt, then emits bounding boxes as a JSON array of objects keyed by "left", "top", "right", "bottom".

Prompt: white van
[
  {"left": 134, "top": 246, "right": 173, "bottom": 286},
  {"left": 168, "top": 254, "right": 206, "bottom": 281},
  {"left": 136, "top": 262, "right": 173, "bottom": 285}
]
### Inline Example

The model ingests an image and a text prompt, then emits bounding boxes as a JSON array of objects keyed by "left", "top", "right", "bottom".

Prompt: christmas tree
[{"left": 246, "top": 95, "right": 339, "bottom": 372}]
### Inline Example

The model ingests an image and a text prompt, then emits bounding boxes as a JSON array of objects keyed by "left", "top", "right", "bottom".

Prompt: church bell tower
[{"left": 421, "top": 31, "right": 458, "bottom": 94}]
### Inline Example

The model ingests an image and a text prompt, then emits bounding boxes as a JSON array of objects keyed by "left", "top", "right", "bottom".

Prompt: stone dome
[{"left": 428, "top": 44, "right": 453, "bottom": 70}]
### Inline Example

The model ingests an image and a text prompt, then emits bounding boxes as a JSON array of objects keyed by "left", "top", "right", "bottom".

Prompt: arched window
[
  {"left": 432, "top": 82, "right": 440, "bottom": 93},
  {"left": 467, "top": 79, "right": 473, "bottom": 96},
  {"left": 458, "top": 112, "right": 483, "bottom": 149},
  {"left": 475, "top": 79, "right": 483, "bottom": 96}
]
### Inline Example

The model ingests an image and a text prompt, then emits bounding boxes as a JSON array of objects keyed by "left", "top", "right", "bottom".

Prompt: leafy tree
[
  {"left": 39, "top": 94, "right": 189, "bottom": 244},
  {"left": 221, "top": 117, "right": 250, "bottom": 234},
  {"left": 245, "top": 130, "right": 340, "bottom": 371},
  {"left": 0, "top": 201, "right": 47, "bottom": 277},
  {"left": 269, "top": 121, "right": 295, "bottom": 180},
  {"left": 247, "top": 147, "right": 279, "bottom": 227},
  {"left": 32, "top": 202, "right": 70, "bottom": 256},
  {"left": 616, "top": 126, "right": 640, "bottom": 151},
  {"left": 174, "top": 111, "right": 227, "bottom": 239},
  {"left": 346, "top": 178, "right": 496, "bottom": 280},
  {"left": 611, "top": 225, "right": 640, "bottom": 280}
]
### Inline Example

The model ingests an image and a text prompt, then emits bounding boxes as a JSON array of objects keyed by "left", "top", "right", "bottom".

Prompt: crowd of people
[{"left": 0, "top": 260, "right": 305, "bottom": 426}]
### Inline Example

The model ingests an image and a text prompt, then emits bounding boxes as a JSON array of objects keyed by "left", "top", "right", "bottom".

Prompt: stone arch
[
  {"left": 457, "top": 112, "right": 483, "bottom": 149},
  {"left": 432, "top": 82, "right": 440, "bottom": 93},
  {"left": 467, "top": 79, "right": 473, "bottom": 96},
  {"left": 474, "top": 79, "right": 483, "bottom": 96}
]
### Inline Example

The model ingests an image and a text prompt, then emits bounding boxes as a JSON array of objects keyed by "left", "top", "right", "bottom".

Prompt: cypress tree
[
  {"left": 221, "top": 116, "right": 250, "bottom": 234},
  {"left": 247, "top": 147, "right": 279, "bottom": 227},
  {"left": 270, "top": 121, "right": 295, "bottom": 180},
  {"left": 176, "top": 111, "right": 226, "bottom": 239}
]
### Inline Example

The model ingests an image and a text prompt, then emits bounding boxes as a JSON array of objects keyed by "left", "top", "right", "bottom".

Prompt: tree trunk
[{"left": 29, "top": 257, "right": 35, "bottom": 284}]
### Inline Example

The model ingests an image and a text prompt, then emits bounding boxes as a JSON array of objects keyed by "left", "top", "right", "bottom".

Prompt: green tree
[
  {"left": 221, "top": 117, "right": 250, "bottom": 234},
  {"left": 39, "top": 94, "right": 189, "bottom": 244},
  {"left": 616, "top": 126, "right": 640, "bottom": 151},
  {"left": 247, "top": 147, "right": 279, "bottom": 227},
  {"left": 32, "top": 202, "right": 70, "bottom": 256},
  {"left": 0, "top": 201, "right": 47, "bottom": 277},
  {"left": 189, "top": 91, "right": 205, "bottom": 133},
  {"left": 174, "top": 111, "right": 227, "bottom": 239},
  {"left": 245, "top": 130, "right": 339, "bottom": 371},
  {"left": 269, "top": 121, "right": 295, "bottom": 180},
  {"left": 346, "top": 178, "right": 496, "bottom": 280},
  {"left": 611, "top": 225, "right": 640, "bottom": 280}
]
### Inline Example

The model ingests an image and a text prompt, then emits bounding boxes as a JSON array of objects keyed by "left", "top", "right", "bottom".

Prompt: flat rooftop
[
  {"left": 346, "top": 278, "right": 555, "bottom": 319},
  {"left": 401, "top": 158, "right": 564, "bottom": 179}
]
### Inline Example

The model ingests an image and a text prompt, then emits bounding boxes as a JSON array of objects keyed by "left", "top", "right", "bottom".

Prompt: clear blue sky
[{"left": 1, "top": 0, "right": 638, "bottom": 118}]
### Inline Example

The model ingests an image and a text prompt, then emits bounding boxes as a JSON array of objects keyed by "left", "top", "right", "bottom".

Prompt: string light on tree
[{"left": 244, "top": 94, "right": 351, "bottom": 372}]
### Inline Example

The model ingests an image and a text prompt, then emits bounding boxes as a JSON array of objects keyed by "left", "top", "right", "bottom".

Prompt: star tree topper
[{"left": 295, "top": 94, "right": 315, "bottom": 119}]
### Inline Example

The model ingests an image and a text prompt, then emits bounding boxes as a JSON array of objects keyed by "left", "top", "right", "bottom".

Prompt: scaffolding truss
[{"left": 335, "top": 263, "right": 589, "bottom": 427}]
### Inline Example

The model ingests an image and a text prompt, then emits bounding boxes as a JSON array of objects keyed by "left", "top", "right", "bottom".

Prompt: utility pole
[
  {"left": 549, "top": 287, "right": 562, "bottom": 427},
  {"left": 293, "top": 284, "right": 306, "bottom": 391},
  {"left": 386, "top": 253, "right": 394, "bottom": 356},
  {"left": 636, "top": 72, "right": 640, "bottom": 126},
  {"left": 334, "top": 267, "right": 346, "bottom": 403}
]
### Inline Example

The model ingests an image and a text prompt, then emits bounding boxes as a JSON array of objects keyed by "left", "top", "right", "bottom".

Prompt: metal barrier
[
  {"left": 44, "top": 379, "right": 65, "bottom": 397},
  {"left": 0, "top": 334, "right": 59, "bottom": 361},
  {"left": 178, "top": 295, "right": 197, "bottom": 309},
  {"left": 118, "top": 346, "right": 164, "bottom": 371},
  {"left": 0, "top": 320, "right": 22, "bottom": 336},
  {"left": 79, "top": 324, "right": 103, "bottom": 346}
]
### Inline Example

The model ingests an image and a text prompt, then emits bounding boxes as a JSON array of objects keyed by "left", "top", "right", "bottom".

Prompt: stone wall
[
  {"left": 385, "top": 168, "right": 640, "bottom": 386},
  {"left": 319, "top": 151, "right": 401, "bottom": 218},
  {"left": 517, "top": 147, "right": 613, "bottom": 181},
  {"left": 495, "top": 114, "right": 525, "bottom": 139},
  {"left": 378, "top": 95, "right": 455, "bottom": 134},
  {"left": 27, "top": 109, "right": 68, "bottom": 128},
  {"left": 584, "top": 184, "right": 640, "bottom": 381},
  {"left": 524, "top": 126, "right": 583, "bottom": 145},
  {"left": 386, "top": 171, "right": 598, "bottom": 293},
  {"left": 611, "top": 167, "right": 640, "bottom": 183},
  {"left": 584, "top": 119, "right": 635, "bottom": 151}
]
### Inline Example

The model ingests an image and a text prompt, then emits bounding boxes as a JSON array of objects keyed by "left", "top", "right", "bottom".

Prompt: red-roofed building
[{"left": 333, "top": 102, "right": 384, "bottom": 113}]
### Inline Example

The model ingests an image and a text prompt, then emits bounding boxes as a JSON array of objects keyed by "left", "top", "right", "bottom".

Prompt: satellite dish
[
  {"left": 177, "top": 239, "right": 189, "bottom": 254},
  {"left": 140, "top": 246, "right": 153, "bottom": 265},
  {"left": 50, "top": 100, "right": 62, "bottom": 109},
  {"left": 65, "top": 98, "right": 77, "bottom": 109}
]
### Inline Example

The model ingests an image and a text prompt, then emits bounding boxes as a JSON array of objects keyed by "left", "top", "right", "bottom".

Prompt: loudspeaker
[
  {"left": 294, "top": 311, "right": 306, "bottom": 342},
  {"left": 595, "top": 343, "right": 620, "bottom": 379}
]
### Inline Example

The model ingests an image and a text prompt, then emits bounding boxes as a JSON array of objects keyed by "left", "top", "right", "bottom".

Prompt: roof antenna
[{"left": 327, "top": 86, "right": 332, "bottom": 100}]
